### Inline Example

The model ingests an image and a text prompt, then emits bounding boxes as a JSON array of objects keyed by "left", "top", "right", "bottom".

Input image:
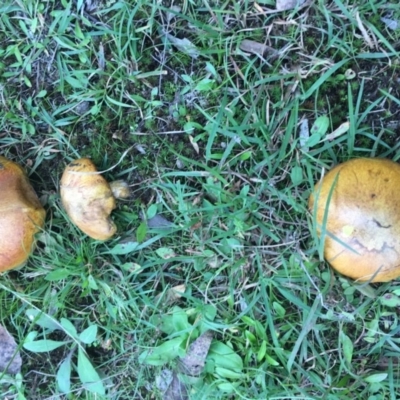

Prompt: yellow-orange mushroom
[
  {"left": 60, "top": 158, "right": 129, "bottom": 241},
  {"left": 309, "top": 158, "right": 400, "bottom": 282},
  {"left": 0, "top": 156, "right": 45, "bottom": 271}
]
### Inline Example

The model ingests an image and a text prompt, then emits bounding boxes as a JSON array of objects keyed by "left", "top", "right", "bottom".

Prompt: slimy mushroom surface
[
  {"left": 0, "top": 156, "right": 45, "bottom": 271},
  {"left": 60, "top": 158, "right": 122, "bottom": 240},
  {"left": 309, "top": 158, "right": 400, "bottom": 282}
]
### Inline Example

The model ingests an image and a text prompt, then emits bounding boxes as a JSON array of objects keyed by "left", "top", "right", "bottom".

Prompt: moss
[
  {"left": 316, "top": 97, "right": 327, "bottom": 110},
  {"left": 350, "top": 80, "right": 360, "bottom": 91}
]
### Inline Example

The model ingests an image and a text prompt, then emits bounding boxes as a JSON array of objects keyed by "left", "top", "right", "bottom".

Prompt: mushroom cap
[
  {"left": 60, "top": 158, "right": 117, "bottom": 241},
  {"left": 0, "top": 156, "right": 45, "bottom": 271},
  {"left": 309, "top": 158, "right": 400, "bottom": 282}
]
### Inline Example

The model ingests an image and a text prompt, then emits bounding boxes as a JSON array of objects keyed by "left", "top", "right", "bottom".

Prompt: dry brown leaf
[
  {"left": 163, "top": 372, "right": 188, "bottom": 400},
  {"left": 239, "top": 39, "right": 275, "bottom": 56},
  {"left": 155, "top": 285, "right": 186, "bottom": 305},
  {"left": 171, "top": 285, "right": 186, "bottom": 300},
  {"left": 0, "top": 324, "right": 21, "bottom": 374},
  {"left": 163, "top": 31, "right": 200, "bottom": 59},
  {"left": 160, "top": 332, "right": 213, "bottom": 398},
  {"left": 355, "top": 11, "right": 375, "bottom": 49},
  {"left": 188, "top": 135, "right": 199, "bottom": 154},
  {"left": 179, "top": 331, "right": 213, "bottom": 376}
]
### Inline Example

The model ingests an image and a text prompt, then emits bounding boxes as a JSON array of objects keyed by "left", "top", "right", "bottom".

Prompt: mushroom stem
[{"left": 109, "top": 180, "right": 130, "bottom": 199}]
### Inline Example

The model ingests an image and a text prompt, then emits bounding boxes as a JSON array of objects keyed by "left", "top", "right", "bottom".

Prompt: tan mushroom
[
  {"left": 309, "top": 158, "right": 400, "bottom": 282},
  {"left": 60, "top": 158, "right": 129, "bottom": 241},
  {"left": 0, "top": 156, "right": 45, "bottom": 271}
]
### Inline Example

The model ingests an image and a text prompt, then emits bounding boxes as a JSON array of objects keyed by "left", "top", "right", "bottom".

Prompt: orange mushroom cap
[
  {"left": 60, "top": 158, "right": 119, "bottom": 241},
  {"left": 309, "top": 158, "right": 400, "bottom": 282},
  {"left": 0, "top": 156, "right": 45, "bottom": 271}
]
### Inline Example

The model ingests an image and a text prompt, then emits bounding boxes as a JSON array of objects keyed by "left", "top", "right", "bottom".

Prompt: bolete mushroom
[
  {"left": 60, "top": 158, "right": 129, "bottom": 241},
  {"left": 0, "top": 156, "right": 45, "bottom": 271},
  {"left": 309, "top": 158, "right": 400, "bottom": 282}
]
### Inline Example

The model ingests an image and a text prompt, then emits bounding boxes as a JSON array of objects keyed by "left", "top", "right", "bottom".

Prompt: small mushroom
[
  {"left": 0, "top": 156, "right": 45, "bottom": 271},
  {"left": 60, "top": 158, "right": 129, "bottom": 240},
  {"left": 309, "top": 158, "right": 400, "bottom": 282}
]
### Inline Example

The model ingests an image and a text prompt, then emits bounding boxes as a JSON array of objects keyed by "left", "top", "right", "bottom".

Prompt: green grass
[{"left": 1, "top": 0, "right": 400, "bottom": 398}]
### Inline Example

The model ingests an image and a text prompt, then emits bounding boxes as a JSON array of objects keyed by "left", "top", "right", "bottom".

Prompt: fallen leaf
[
  {"left": 324, "top": 121, "right": 350, "bottom": 141},
  {"left": 147, "top": 214, "right": 174, "bottom": 228},
  {"left": 163, "top": 372, "right": 188, "bottom": 400},
  {"left": 157, "top": 332, "right": 213, "bottom": 399},
  {"left": 156, "top": 247, "right": 176, "bottom": 259},
  {"left": 156, "top": 368, "right": 173, "bottom": 393},
  {"left": 276, "top": 0, "right": 305, "bottom": 11},
  {"left": 155, "top": 285, "right": 186, "bottom": 306},
  {"left": 179, "top": 331, "right": 213, "bottom": 376},
  {"left": 355, "top": 10, "right": 375, "bottom": 49},
  {"left": 171, "top": 285, "right": 186, "bottom": 300},
  {"left": 381, "top": 17, "right": 399, "bottom": 30},
  {"left": 0, "top": 324, "right": 22, "bottom": 374},
  {"left": 163, "top": 31, "right": 200, "bottom": 59},
  {"left": 166, "top": 6, "right": 181, "bottom": 23},
  {"left": 239, "top": 39, "right": 276, "bottom": 56},
  {"left": 299, "top": 118, "right": 309, "bottom": 151},
  {"left": 188, "top": 135, "right": 199, "bottom": 154}
]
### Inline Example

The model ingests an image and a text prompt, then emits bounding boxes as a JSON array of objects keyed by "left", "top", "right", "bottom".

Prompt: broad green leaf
[
  {"left": 195, "top": 78, "right": 214, "bottom": 92},
  {"left": 61, "top": 318, "right": 77, "bottom": 337},
  {"left": 305, "top": 133, "right": 321, "bottom": 147},
  {"left": 245, "top": 330, "right": 256, "bottom": 344},
  {"left": 77, "top": 349, "right": 105, "bottom": 395},
  {"left": 207, "top": 342, "right": 243, "bottom": 372},
  {"left": 57, "top": 355, "right": 71, "bottom": 393},
  {"left": 74, "top": 21, "right": 84, "bottom": 40},
  {"left": 65, "top": 75, "right": 84, "bottom": 89},
  {"left": 106, "top": 241, "right": 139, "bottom": 255},
  {"left": 79, "top": 325, "right": 97, "bottom": 344},
  {"left": 13, "top": 46, "right": 22, "bottom": 64},
  {"left": 215, "top": 367, "right": 242, "bottom": 379},
  {"left": 36, "top": 90, "right": 47, "bottom": 98},
  {"left": 45, "top": 269, "right": 73, "bottom": 281},
  {"left": 290, "top": 166, "right": 303, "bottom": 186},
  {"left": 380, "top": 293, "right": 400, "bottom": 307},
  {"left": 87, "top": 275, "right": 98, "bottom": 290},
  {"left": 257, "top": 340, "right": 267, "bottom": 362},
  {"left": 156, "top": 247, "right": 176, "bottom": 259},
  {"left": 24, "top": 331, "right": 38, "bottom": 342},
  {"left": 224, "top": 238, "right": 242, "bottom": 250},
  {"left": 340, "top": 332, "right": 353, "bottom": 364},
  {"left": 273, "top": 301, "right": 286, "bottom": 317},
  {"left": 121, "top": 262, "right": 142, "bottom": 273},
  {"left": 172, "top": 307, "right": 191, "bottom": 332},
  {"left": 136, "top": 222, "right": 147, "bottom": 243},
  {"left": 146, "top": 204, "right": 158, "bottom": 219},
  {"left": 25, "top": 309, "right": 59, "bottom": 331},
  {"left": 311, "top": 115, "right": 330, "bottom": 136},
  {"left": 203, "top": 305, "right": 217, "bottom": 321},
  {"left": 265, "top": 353, "right": 280, "bottom": 366},
  {"left": 205, "top": 61, "right": 217, "bottom": 76},
  {"left": 364, "top": 373, "right": 388, "bottom": 383},
  {"left": 239, "top": 151, "right": 252, "bottom": 161},
  {"left": 217, "top": 381, "right": 240, "bottom": 393},
  {"left": 24, "top": 340, "right": 68, "bottom": 353},
  {"left": 139, "top": 337, "right": 186, "bottom": 366},
  {"left": 159, "top": 315, "right": 175, "bottom": 335},
  {"left": 183, "top": 122, "right": 195, "bottom": 133}
]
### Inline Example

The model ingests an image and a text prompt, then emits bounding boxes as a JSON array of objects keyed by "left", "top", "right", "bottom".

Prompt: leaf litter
[
  {"left": 0, "top": 324, "right": 21, "bottom": 375},
  {"left": 158, "top": 331, "right": 213, "bottom": 399}
]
